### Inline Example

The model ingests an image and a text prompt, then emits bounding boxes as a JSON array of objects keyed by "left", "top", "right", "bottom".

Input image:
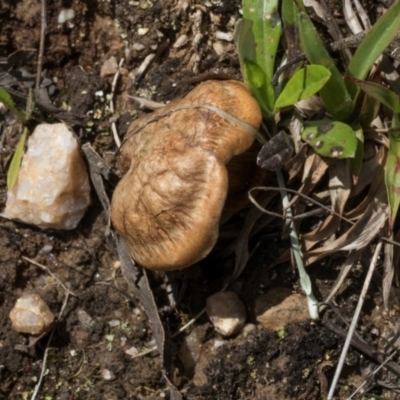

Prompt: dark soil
[{"left": 0, "top": 0, "right": 400, "bottom": 399}]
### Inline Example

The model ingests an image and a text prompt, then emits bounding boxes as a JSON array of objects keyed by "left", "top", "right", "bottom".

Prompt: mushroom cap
[{"left": 111, "top": 80, "right": 262, "bottom": 271}]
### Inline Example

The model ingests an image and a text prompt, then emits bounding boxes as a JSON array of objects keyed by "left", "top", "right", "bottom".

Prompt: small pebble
[
  {"left": 213, "top": 41, "right": 225, "bottom": 55},
  {"left": 206, "top": 291, "right": 246, "bottom": 337},
  {"left": 100, "top": 56, "right": 118, "bottom": 78},
  {"left": 213, "top": 339, "right": 225, "bottom": 349},
  {"left": 48, "top": 85, "right": 56, "bottom": 96},
  {"left": 125, "top": 346, "right": 139, "bottom": 357},
  {"left": 9, "top": 294, "right": 54, "bottom": 335},
  {"left": 178, "top": 327, "right": 202, "bottom": 372},
  {"left": 215, "top": 31, "right": 233, "bottom": 41},
  {"left": 241, "top": 323, "right": 256, "bottom": 334},
  {"left": 41, "top": 78, "right": 53, "bottom": 87},
  {"left": 37, "top": 244, "right": 54, "bottom": 255},
  {"left": 132, "top": 307, "right": 142, "bottom": 316},
  {"left": 132, "top": 43, "right": 146, "bottom": 51},
  {"left": 173, "top": 34, "right": 188, "bottom": 48},
  {"left": 58, "top": 9, "right": 75, "bottom": 24},
  {"left": 101, "top": 369, "right": 114, "bottom": 380},
  {"left": 138, "top": 27, "right": 149, "bottom": 36}
]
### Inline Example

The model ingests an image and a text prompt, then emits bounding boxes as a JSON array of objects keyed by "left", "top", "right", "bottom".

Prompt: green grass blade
[
  {"left": 243, "top": 60, "right": 275, "bottom": 117},
  {"left": 275, "top": 65, "right": 331, "bottom": 109},
  {"left": 302, "top": 119, "right": 357, "bottom": 158},
  {"left": 349, "top": 77, "right": 400, "bottom": 119},
  {"left": 282, "top": 0, "right": 300, "bottom": 31},
  {"left": 350, "top": 77, "right": 400, "bottom": 230},
  {"left": 346, "top": 0, "right": 400, "bottom": 99},
  {"left": 234, "top": 19, "right": 257, "bottom": 75},
  {"left": 0, "top": 88, "right": 26, "bottom": 123},
  {"left": 242, "top": 0, "right": 282, "bottom": 82},
  {"left": 385, "top": 128, "right": 400, "bottom": 234},
  {"left": 7, "top": 127, "right": 28, "bottom": 190},
  {"left": 296, "top": 8, "right": 353, "bottom": 120},
  {"left": 235, "top": 18, "right": 275, "bottom": 116}
]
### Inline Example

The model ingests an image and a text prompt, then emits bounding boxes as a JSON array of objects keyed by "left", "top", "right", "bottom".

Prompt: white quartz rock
[
  {"left": 9, "top": 294, "right": 55, "bottom": 335},
  {"left": 3, "top": 123, "right": 91, "bottom": 229}
]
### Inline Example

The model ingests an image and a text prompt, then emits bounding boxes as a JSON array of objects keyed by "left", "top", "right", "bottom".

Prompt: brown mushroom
[{"left": 111, "top": 80, "right": 263, "bottom": 271}]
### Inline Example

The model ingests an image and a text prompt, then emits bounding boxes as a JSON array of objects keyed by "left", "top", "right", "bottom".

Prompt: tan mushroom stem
[{"left": 111, "top": 80, "right": 263, "bottom": 271}]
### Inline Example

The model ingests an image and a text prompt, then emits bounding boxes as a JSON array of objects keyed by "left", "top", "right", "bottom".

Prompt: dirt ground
[{"left": 1, "top": 0, "right": 400, "bottom": 399}]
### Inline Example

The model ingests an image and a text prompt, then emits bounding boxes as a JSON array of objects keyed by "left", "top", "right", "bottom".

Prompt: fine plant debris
[{"left": 1, "top": 0, "right": 400, "bottom": 399}]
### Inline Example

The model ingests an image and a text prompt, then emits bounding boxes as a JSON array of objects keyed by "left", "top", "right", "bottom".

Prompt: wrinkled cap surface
[{"left": 111, "top": 80, "right": 262, "bottom": 271}]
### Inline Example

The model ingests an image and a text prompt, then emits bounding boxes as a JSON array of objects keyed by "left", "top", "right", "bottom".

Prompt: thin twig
[
  {"left": 130, "top": 346, "right": 157, "bottom": 359},
  {"left": 109, "top": 58, "right": 124, "bottom": 148},
  {"left": 36, "top": 0, "right": 47, "bottom": 88},
  {"left": 95, "top": 281, "right": 138, "bottom": 307},
  {"left": 319, "top": 0, "right": 352, "bottom": 64},
  {"left": 343, "top": 0, "right": 363, "bottom": 34},
  {"left": 130, "top": 308, "right": 207, "bottom": 359},
  {"left": 30, "top": 292, "right": 69, "bottom": 400},
  {"left": 352, "top": 0, "right": 371, "bottom": 30},
  {"left": 347, "top": 348, "right": 398, "bottom": 399},
  {"left": 323, "top": 319, "right": 400, "bottom": 376},
  {"left": 22, "top": 256, "right": 77, "bottom": 297},
  {"left": 327, "top": 241, "right": 383, "bottom": 399},
  {"left": 248, "top": 186, "right": 400, "bottom": 249},
  {"left": 272, "top": 54, "right": 306, "bottom": 86},
  {"left": 172, "top": 308, "right": 206, "bottom": 337},
  {"left": 249, "top": 186, "right": 355, "bottom": 225}
]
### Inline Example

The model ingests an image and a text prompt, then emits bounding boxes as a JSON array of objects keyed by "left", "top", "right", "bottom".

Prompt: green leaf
[
  {"left": 385, "top": 125, "right": 400, "bottom": 234},
  {"left": 282, "top": 0, "right": 301, "bottom": 29},
  {"left": 349, "top": 77, "right": 400, "bottom": 119},
  {"left": 235, "top": 19, "right": 275, "bottom": 116},
  {"left": 243, "top": 59, "right": 266, "bottom": 89},
  {"left": 346, "top": 0, "right": 400, "bottom": 99},
  {"left": 0, "top": 88, "right": 26, "bottom": 123},
  {"left": 274, "top": 65, "right": 331, "bottom": 109},
  {"left": 242, "top": 0, "right": 282, "bottom": 83},
  {"left": 296, "top": 8, "right": 353, "bottom": 120},
  {"left": 302, "top": 119, "right": 358, "bottom": 159},
  {"left": 7, "top": 127, "right": 28, "bottom": 189},
  {"left": 243, "top": 60, "right": 275, "bottom": 116},
  {"left": 234, "top": 19, "right": 257, "bottom": 75}
]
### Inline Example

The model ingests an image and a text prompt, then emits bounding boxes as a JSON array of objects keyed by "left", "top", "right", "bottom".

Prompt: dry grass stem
[
  {"left": 110, "top": 58, "right": 124, "bottom": 148},
  {"left": 35, "top": 0, "right": 47, "bottom": 88},
  {"left": 327, "top": 241, "right": 383, "bottom": 399},
  {"left": 22, "top": 256, "right": 77, "bottom": 296},
  {"left": 31, "top": 292, "right": 69, "bottom": 400},
  {"left": 347, "top": 348, "right": 399, "bottom": 399},
  {"left": 131, "top": 308, "right": 207, "bottom": 359}
]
